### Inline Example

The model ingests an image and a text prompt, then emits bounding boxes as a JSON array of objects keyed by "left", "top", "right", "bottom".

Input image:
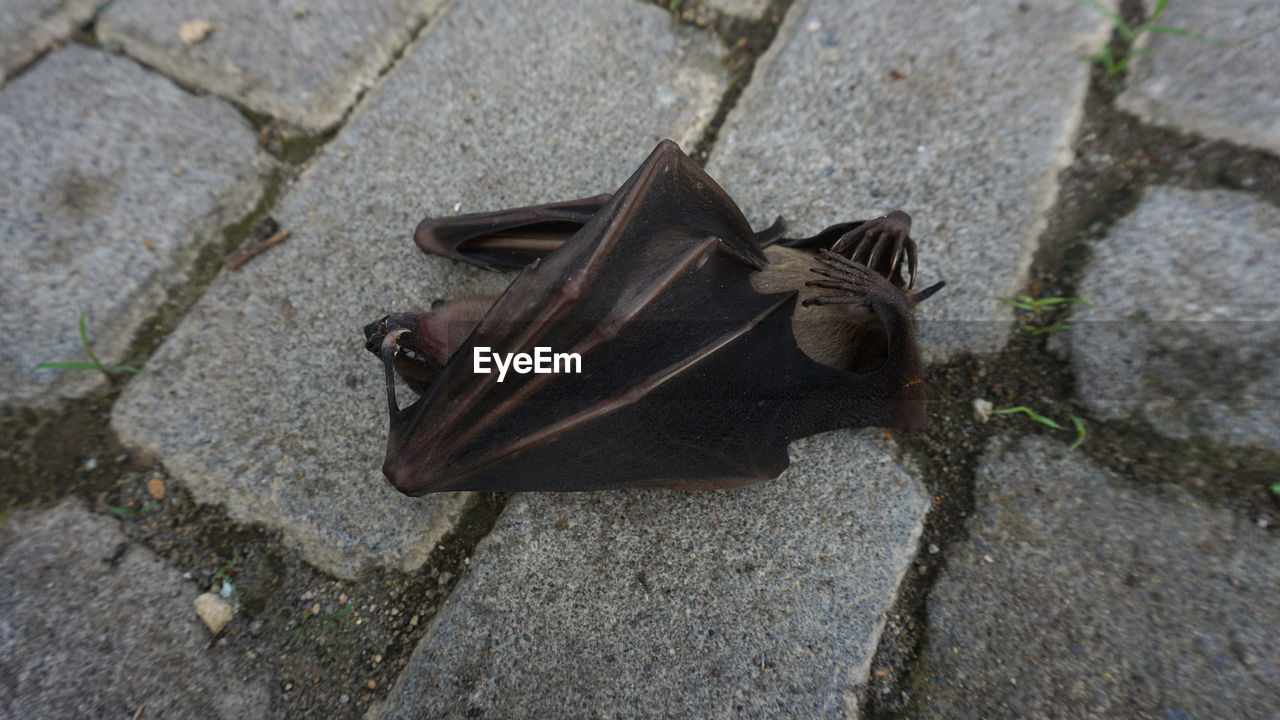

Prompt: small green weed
[
  {"left": 33, "top": 309, "right": 139, "bottom": 377},
  {"left": 993, "top": 406, "right": 1088, "bottom": 450},
  {"left": 288, "top": 611, "right": 314, "bottom": 645},
  {"left": 1076, "top": 0, "right": 1280, "bottom": 87},
  {"left": 320, "top": 600, "right": 356, "bottom": 631},
  {"left": 1000, "top": 295, "right": 1092, "bottom": 313},
  {"left": 1067, "top": 414, "right": 1087, "bottom": 450},
  {"left": 210, "top": 555, "right": 243, "bottom": 603},
  {"left": 1001, "top": 295, "right": 1092, "bottom": 335},
  {"left": 288, "top": 600, "right": 357, "bottom": 645},
  {"left": 992, "top": 405, "right": 1066, "bottom": 430},
  {"left": 105, "top": 502, "right": 160, "bottom": 517}
]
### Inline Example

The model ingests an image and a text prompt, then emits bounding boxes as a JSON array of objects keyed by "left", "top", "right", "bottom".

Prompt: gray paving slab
[
  {"left": 1065, "top": 186, "right": 1280, "bottom": 450},
  {"left": 0, "top": 45, "right": 268, "bottom": 407},
  {"left": 111, "top": 0, "right": 729, "bottom": 579},
  {"left": 1119, "top": 0, "right": 1280, "bottom": 155},
  {"left": 0, "top": 0, "right": 97, "bottom": 81},
  {"left": 914, "top": 436, "right": 1280, "bottom": 718},
  {"left": 375, "top": 431, "right": 928, "bottom": 720},
  {"left": 0, "top": 499, "right": 271, "bottom": 719},
  {"left": 707, "top": 0, "right": 1117, "bottom": 361},
  {"left": 97, "top": 0, "right": 449, "bottom": 132},
  {"left": 704, "top": 0, "right": 770, "bottom": 20}
]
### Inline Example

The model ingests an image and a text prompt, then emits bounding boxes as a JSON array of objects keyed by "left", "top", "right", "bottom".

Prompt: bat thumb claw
[{"left": 381, "top": 329, "right": 410, "bottom": 417}]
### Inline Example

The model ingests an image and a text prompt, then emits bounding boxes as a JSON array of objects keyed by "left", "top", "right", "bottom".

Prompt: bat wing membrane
[{"left": 384, "top": 141, "right": 922, "bottom": 493}]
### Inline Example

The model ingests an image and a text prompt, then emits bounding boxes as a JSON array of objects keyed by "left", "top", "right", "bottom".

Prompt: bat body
[{"left": 365, "top": 141, "right": 942, "bottom": 494}]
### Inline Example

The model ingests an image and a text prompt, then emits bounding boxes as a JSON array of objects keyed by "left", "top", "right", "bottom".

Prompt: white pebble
[
  {"left": 973, "top": 399, "right": 993, "bottom": 423},
  {"left": 194, "top": 593, "right": 234, "bottom": 633}
]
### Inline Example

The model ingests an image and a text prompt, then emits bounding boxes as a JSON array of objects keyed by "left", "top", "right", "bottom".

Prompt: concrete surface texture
[
  {"left": 0, "top": 45, "right": 268, "bottom": 407},
  {"left": 1119, "top": 0, "right": 1280, "bottom": 155},
  {"left": 0, "top": 0, "right": 98, "bottom": 81},
  {"left": 97, "top": 0, "right": 451, "bottom": 131},
  {"left": 1067, "top": 185, "right": 1280, "bottom": 450},
  {"left": 2, "top": 0, "right": 1276, "bottom": 718},
  {"left": 914, "top": 436, "right": 1280, "bottom": 719},
  {"left": 375, "top": 432, "right": 927, "bottom": 719},
  {"left": 0, "top": 499, "right": 271, "bottom": 719}
]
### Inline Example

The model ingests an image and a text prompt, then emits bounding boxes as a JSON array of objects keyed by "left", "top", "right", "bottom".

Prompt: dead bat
[{"left": 364, "top": 140, "right": 943, "bottom": 494}]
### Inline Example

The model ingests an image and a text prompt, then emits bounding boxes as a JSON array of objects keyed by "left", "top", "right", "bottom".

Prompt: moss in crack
[{"left": 116, "top": 168, "right": 286, "bottom": 372}]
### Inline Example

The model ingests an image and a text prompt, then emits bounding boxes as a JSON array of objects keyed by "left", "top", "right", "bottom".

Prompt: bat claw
[
  {"left": 381, "top": 329, "right": 410, "bottom": 418},
  {"left": 828, "top": 211, "right": 915, "bottom": 290}
]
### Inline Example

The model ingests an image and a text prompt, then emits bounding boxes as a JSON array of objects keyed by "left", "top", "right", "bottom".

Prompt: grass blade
[
  {"left": 1068, "top": 414, "right": 1087, "bottom": 450},
  {"left": 76, "top": 309, "right": 105, "bottom": 371},
  {"left": 992, "top": 406, "right": 1067, "bottom": 430}
]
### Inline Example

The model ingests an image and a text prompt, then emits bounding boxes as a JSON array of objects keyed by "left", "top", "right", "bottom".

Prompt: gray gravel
[
  {"left": 0, "top": 0, "right": 98, "bottom": 81},
  {"left": 0, "top": 499, "right": 271, "bottom": 719},
  {"left": 914, "top": 436, "right": 1280, "bottom": 718},
  {"left": 1119, "top": 0, "right": 1280, "bottom": 155},
  {"left": 111, "top": 0, "right": 730, "bottom": 579},
  {"left": 708, "top": 0, "right": 1117, "bottom": 361},
  {"left": 98, "top": 0, "right": 450, "bottom": 132},
  {"left": 0, "top": 45, "right": 268, "bottom": 407},
  {"left": 375, "top": 431, "right": 929, "bottom": 720},
  {"left": 1066, "top": 186, "right": 1280, "bottom": 450}
]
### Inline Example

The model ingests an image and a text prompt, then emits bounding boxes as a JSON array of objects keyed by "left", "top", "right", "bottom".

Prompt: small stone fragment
[
  {"left": 178, "top": 20, "right": 215, "bottom": 45},
  {"left": 973, "top": 398, "right": 993, "bottom": 423},
  {"left": 194, "top": 592, "right": 234, "bottom": 633},
  {"left": 147, "top": 476, "right": 166, "bottom": 500}
]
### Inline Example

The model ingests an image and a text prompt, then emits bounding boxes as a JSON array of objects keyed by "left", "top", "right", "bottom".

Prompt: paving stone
[
  {"left": 0, "top": 499, "right": 271, "bottom": 719},
  {"left": 0, "top": 0, "right": 98, "bottom": 81},
  {"left": 1119, "top": 0, "right": 1280, "bottom": 155},
  {"left": 1065, "top": 186, "right": 1280, "bottom": 450},
  {"left": 913, "top": 436, "right": 1280, "bottom": 718},
  {"left": 707, "top": 0, "right": 1117, "bottom": 361},
  {"left": 97, "top": 0, "right": 449, "bottom": 132},
  {"left": 375, "top": 431, "right": 928, "bottom": 720},
  {"left": 0, "top": 45, "right": 268, "bottom": 407},
  {"left": 111, "top": 0, "right": 729, "bottom": 579},
  {"left": 704, "top": 0, "right": 770, "bottom": 20}
]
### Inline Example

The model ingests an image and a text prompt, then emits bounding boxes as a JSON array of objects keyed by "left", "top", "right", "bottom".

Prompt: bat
[{"left": 364, "top": 140, "right": 943, "bottom": 494}]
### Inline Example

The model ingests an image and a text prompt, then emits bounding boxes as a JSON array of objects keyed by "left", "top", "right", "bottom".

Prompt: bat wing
[
  {"left": 383, "top": 141, "right": 923, "bottom": 493},
  {"left": 413, "top": 194, "right": 612, "bottom": 271},
  {"left": 414, "top": 198, "right": 786, "bottom": 272}
]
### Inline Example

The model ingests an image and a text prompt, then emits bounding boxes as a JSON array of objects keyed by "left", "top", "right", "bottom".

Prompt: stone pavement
[{"left": 3, "top": 0, "right": 1277, "bottom": 718}]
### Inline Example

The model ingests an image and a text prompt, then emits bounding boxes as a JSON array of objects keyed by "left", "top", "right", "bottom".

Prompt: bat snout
[
  {"left": 363, "top": 315, "right": 392, "bottom": 354},
  {"left": 363, "top": 312, "right": 449, "bottom": 392}
]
